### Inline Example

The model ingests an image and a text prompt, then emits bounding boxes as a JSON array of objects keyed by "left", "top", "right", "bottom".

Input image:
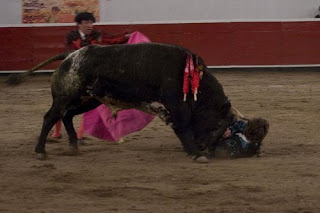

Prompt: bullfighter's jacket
[
  {"left": 65, "top": 30, "right": 129, "bottom": 51},
  {"left": 216, "top": 120, "right": 260, "bottom": 158}
]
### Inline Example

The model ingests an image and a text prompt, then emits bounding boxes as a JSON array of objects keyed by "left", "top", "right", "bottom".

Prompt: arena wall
[
  {"left": 1, "top": 20, "right": 320, "bottom": 72},
  {"left": 1, "top": 0, "right": 320, "bottom": 72}
]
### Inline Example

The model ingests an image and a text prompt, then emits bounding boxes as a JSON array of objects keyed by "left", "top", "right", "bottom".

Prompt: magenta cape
[{"left": 82, "top": 31, "right": 155, "bottom": 141}]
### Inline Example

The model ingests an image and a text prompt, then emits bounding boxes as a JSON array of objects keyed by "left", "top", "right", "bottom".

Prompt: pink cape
[{"left": 83, "top": 31, "right": 155, "bottom": 141}]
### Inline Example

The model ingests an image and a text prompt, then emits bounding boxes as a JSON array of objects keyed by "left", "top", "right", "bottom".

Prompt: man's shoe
[{"left": 116, "top": 138, "right": 126, "bottom": 144}]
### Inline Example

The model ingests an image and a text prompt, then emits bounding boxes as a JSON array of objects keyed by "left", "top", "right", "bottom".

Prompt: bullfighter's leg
[{"left": 35, "top": 103, "right": 62, "bottom": 159}]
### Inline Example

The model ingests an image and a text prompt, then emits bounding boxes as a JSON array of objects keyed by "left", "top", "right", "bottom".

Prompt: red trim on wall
[{"left": 1, "top": 21, "right": 320, "bottom": 71}]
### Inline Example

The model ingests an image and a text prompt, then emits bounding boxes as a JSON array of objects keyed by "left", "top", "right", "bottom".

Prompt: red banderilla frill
[{"left": 183, "top": 55, "right": 201, "bottom": 101}]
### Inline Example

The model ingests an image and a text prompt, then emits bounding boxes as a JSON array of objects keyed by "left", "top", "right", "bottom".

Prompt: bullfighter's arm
[{"left": 101, "top": 32, "right": 130, "bottom": 45}]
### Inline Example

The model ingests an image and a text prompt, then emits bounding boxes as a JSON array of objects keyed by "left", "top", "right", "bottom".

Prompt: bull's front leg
[
  {"left": 168, "top": 104, "right": 208, "bottom": 163},
  {"left": 195, "top": 119, "right": 231, "bottom": 158},
  {"left": 210, "top": 119, "right": 232, "bottom": 147},
  {"left": 172, "top": 126, "right": 207, "bottom": 163}
]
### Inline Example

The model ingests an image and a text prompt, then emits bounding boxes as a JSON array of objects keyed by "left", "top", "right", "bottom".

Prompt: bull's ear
[{"left": 197, "top": 64, "right": 204, "bottom": 79}]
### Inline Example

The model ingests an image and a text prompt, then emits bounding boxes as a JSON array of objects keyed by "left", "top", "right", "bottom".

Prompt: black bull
[{"left": 35, "top": 43, "right": 234, "bottom": 161}]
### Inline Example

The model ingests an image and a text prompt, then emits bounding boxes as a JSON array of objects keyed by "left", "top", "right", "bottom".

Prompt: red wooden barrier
[{"left": 0, "top": 21, "right": 320, "bottom": 71}]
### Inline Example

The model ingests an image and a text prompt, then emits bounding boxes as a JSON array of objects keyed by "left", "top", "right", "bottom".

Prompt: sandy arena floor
[{"left": 0, "top": 71, "right": 319, "bottom": 213}]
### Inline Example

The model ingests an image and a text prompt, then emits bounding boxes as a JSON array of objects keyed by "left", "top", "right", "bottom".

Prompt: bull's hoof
[
  {"left": 36, "top": 153, "right": 47, "bottom": 160},
  {"left": 194, "top": 156, "right": 209, "bottom": 164},
  {"left": 63, "top": 146, "right": 80, "bottom": 156}
]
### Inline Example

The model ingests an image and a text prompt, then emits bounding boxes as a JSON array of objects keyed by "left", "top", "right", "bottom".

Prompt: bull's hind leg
[
  {"left": 61, "top": 112, "right": 79, "bottom": 156},
  {"left": 35, "top": 103, "right": 62, "bottom": 160},
  {"left": 62, "top": 99, "right": 101, "bottom": 154}
]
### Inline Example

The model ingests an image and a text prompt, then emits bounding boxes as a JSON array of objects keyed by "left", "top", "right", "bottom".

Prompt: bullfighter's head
[{"left": 244, "top": 117, "right": 269, "bottom": 144}]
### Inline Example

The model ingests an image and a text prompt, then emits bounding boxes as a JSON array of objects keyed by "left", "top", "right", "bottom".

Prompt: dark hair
[
  {"left": 244, "top": 117, "right": 269, "bottom": 144},
  {"left": 244, "top": 118, "right": 269, "bottom": 157},
  {"left": 74, "top": 12, "right": 96, "bottom": 24}
]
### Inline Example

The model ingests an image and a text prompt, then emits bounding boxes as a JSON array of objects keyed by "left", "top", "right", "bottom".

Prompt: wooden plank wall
[{"left": 1, "top": 21, "right": 320, "bottom": 71}]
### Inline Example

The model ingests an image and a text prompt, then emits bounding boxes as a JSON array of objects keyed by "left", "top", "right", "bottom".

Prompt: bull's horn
[{"left": 232, "top": 107, "right": 249, "bottom": 121}]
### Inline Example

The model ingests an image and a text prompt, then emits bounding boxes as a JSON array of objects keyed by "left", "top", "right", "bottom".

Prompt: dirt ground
[{"left": 0, "top": 71, "right": 319, "bottom": 213}]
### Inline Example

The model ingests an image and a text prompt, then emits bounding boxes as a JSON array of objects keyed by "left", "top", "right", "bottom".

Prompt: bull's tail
[{"left": 5, "top": 51, "right": 71, "bottom": 85}]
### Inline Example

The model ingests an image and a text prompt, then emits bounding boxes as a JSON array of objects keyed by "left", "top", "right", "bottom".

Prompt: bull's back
[
  {"left": 70, "top": 44, "right": 189, "bottom": 102},
  {"left": 83, "top": 43, "right": 187, "bottom": 83}
]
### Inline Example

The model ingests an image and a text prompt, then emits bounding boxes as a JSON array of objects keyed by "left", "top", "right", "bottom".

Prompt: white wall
[
  {"left": 1, "top": 0, "right": 320, "bottom": 24},
  {"left": 101, "top": 0, "right": 320, "bottom": 22},
  {"left": 0, "top": 0, "right": 22, "bottom": 24}
]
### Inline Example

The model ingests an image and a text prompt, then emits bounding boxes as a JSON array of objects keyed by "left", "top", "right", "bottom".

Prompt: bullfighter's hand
[{"left": 223, "top": 128, "right": 231, "bottom": 138}]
